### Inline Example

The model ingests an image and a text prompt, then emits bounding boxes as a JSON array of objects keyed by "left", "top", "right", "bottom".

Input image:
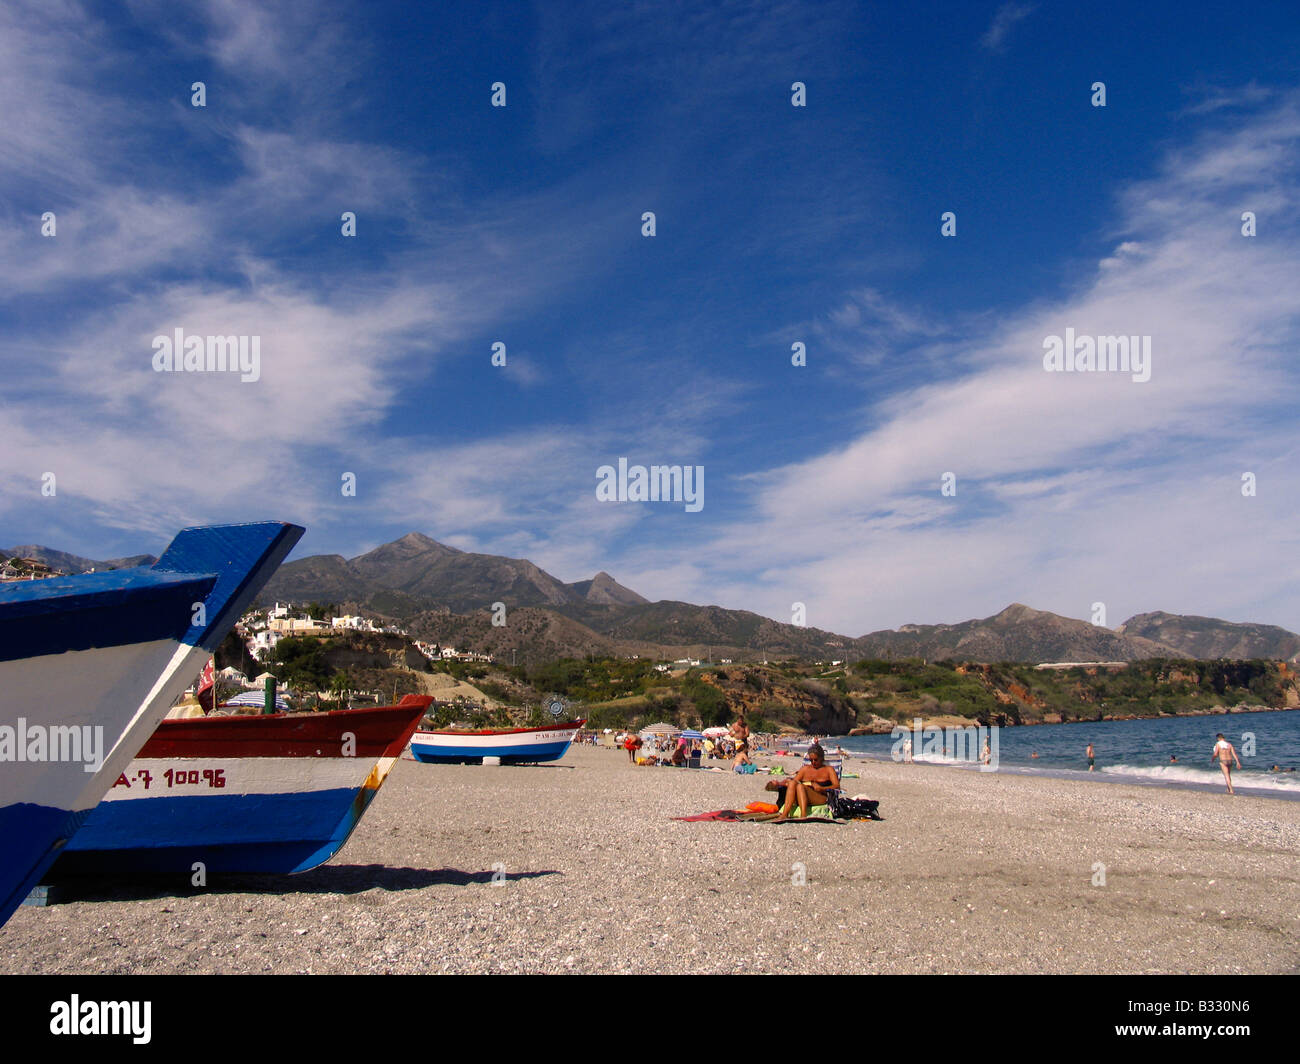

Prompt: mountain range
[
  {"left": 253, "top": 532, "right": 1300, "bottom": 665},
  {"left": 12, "top": 532, "right": 1298, "bottom": 664},
  {"left": 2, "top": 545, "right": 156, "bottom": 574}
]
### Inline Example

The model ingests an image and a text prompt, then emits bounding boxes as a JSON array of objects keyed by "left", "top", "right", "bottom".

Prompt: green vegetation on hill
[
  {"left": 852, "top": 659, "right": 1000, "bottom": 720},
  {"left": 220, "top": 619, "right": 1297, "bottom": 730},
  {"left": 269, "top": 636, "right": 335, "bottom": 691},
  {"left": 1017, "top": 659, "right": 1289, "bottom": 720},
  {"left": 524, "top": 656, "right": 662, "bottom": 703},
  {"left": 851, "top": 658, "right": 1293, "bottom": 724}
]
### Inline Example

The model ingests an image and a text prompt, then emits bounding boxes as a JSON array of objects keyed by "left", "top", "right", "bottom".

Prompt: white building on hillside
[
  {"left": 251, "top": 630, "right": 282, "bottom": 660},
  {"left": 268, "top": 617, "right": 331, "bottom": 636},
  {"left": 331, "top": 615, "right": 380, "bottom": 631}
]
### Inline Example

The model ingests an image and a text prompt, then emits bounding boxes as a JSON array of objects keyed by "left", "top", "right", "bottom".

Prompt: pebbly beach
[{"left": 3, "top": 743, "right": 1297, "bottom": 975}]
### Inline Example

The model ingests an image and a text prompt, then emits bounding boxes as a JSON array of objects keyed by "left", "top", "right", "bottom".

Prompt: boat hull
[
  {"left": 0, "top": 522, "right": 303, "bottom": 926},
  {"left": 410, "top": 720, "right": 584, "bottom": 765},
  {"left": 54, "top": 698, "right": 431, "bottom": 878}
]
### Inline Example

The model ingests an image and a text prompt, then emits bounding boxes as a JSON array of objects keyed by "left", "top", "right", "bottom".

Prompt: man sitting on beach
[{"left": 766, "top": 743, "right": 840, "bottom": 821}]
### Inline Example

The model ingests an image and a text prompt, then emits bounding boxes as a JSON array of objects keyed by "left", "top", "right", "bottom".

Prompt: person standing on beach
[
  {"left": 730, "top": 715, "right": 750, "bottom": 758},
  {"left": 1086, "top": 743, "right": 1095, "bottom": 771},
  {"left": 1211, "top": 733, "right": 1241, "bottom": 795}
]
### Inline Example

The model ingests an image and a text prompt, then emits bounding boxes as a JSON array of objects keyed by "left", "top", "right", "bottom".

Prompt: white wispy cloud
[
  {"left": 0, "top": 1, "right": 712, "bottom": 556},
  {"left": 675, "top": 92, "right": 1300, "bottom": 633},
  {"left": 4, "top": 3, "right": 1297, "bottom": 644},
  {"left": 980, "top": 3, "right": 1035, "bottom": 52}
]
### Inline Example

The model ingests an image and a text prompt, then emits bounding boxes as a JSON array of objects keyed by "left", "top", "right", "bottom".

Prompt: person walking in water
[
  {"left": 1086, "top": 742, "right": 1095, "bottom": 771},
  {"left": 1211, "top": 733, "right": 1241, "bottom": 795}
]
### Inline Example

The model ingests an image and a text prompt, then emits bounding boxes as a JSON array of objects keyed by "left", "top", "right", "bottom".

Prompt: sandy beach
[{"left": 2, "top": 745, "right": 1298, "bottom": 975}]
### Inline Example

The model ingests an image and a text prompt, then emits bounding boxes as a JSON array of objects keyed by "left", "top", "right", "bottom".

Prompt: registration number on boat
[{"left": 112, "top": 767, "right": 227, "bottom": 790}]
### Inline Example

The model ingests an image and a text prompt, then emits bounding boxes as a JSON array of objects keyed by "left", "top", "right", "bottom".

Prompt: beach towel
[
  {"left": 672, "top": 809, "right": 745, "bottom": 821},
  {"left": 784, "top": 802, "right": 834, "bottom": 821},
  {"left": 672, "top": 806, "right": 840, "bottom": 823}
]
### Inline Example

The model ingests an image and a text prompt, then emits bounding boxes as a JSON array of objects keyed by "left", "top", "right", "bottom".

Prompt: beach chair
[{"left": 801, "top": 751, "right": 844, "bottom": 777}]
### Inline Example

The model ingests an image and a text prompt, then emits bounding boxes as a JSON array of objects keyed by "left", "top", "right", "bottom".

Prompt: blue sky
[{"left": 2, "top": 0, "right": 1299, "bottom": 636}]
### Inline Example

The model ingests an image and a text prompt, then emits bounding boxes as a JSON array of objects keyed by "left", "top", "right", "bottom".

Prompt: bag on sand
[{"left": 829, "top": 794, "right": 883, "bottom": 820}]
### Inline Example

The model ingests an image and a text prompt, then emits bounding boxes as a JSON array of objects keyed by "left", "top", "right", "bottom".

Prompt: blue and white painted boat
[
  {"left": 409, "top": 719, "right": 586, "bottom": 765},
  {"left": 53, "top": 696, "right": 431, "bottom": 877},
  {"left": 0, "top": 521, "right": 303, "bottom": 925}
]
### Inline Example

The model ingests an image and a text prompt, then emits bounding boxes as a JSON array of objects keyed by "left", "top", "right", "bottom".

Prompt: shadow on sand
[{"left": 43, "top": 864, "right": 562, "bottom": 903}]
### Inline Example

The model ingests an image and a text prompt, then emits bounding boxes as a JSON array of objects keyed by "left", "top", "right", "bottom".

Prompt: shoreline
[
  {"left": 834, "top": 751, "right": 1300, "bottom": 802},
  {"left": 4, "top": 744, "right": 1298, "bottom": 974},
  {"left": 846, "top": 703, "right": 1299, "bottom": 734}
]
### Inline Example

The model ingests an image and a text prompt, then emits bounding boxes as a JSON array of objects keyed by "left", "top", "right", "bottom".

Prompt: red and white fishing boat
[{"left": 52, "top": 695, "right": 432, "bottom": 877}]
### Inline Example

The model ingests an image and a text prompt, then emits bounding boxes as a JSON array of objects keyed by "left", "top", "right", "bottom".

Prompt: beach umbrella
[
  {"left": 681, "top": 729, "right": 704, "bottom": 739},
  {"left": 222, "top": 690, "right": 290, "bottom": 711},
  {"left": 701, "top": 726, "right": 728, "bottom": 737},
  {"left": 641, "top": 722, "right": 680, "bottom": 736}
]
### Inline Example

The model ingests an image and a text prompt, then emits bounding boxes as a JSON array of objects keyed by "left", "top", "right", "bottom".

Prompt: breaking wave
[{"left": 1099, "top": 763, "right": 1300, "bottom": 792}]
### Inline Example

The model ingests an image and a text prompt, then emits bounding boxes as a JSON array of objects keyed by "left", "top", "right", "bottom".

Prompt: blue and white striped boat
[
  {"left": 409, "top": 720, "right": 586, "bottom": 765},
  {"left": 0, "top": 521, "right": 303, "bottom": 926}
]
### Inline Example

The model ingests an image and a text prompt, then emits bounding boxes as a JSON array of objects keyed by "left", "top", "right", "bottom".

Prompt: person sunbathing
[{"left": 768, "top": 744, "right": 839, "bottom": 821}]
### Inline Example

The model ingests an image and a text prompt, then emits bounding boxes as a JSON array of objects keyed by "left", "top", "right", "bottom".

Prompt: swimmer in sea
[{"left": 1211, "top": 733, "right": 1241, "bottom": 795}]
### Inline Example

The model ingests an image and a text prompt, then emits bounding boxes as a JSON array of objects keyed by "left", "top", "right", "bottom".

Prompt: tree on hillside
[
  {"left": 272, "top": 637, "right": 333, "bottom": 691},
  {"left": 328, "top": 671, "right": 352, "bottom": 709}
]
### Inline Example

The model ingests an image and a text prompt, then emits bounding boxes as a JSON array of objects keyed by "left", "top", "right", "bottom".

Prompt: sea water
[{"left": 827, "top": 708, "right": 1300, "bottom": 800}]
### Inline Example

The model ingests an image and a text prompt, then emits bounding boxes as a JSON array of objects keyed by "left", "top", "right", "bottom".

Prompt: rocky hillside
[
  {"left": 261, "top": 532, "right": 647, "bottom": 615},
  {"left": 3, "top": 545, "right": 155, "bottom": 573},
  {"left": 1118, "top": 612, "right": 1300, "bottom": 661},
  {"left": 698, "top": 666, "right": 858, "bottom": 735},
  {"left": 852, "top": 604, "right": 1183, "bottom": 662}
]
